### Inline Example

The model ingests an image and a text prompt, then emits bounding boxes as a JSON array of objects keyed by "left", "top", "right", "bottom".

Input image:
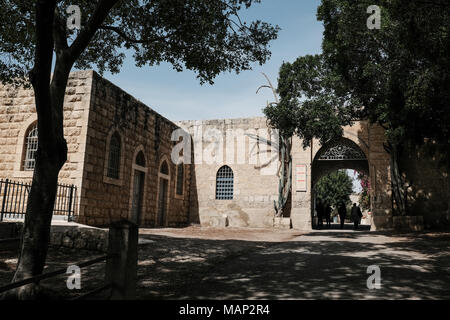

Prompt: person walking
[
  {"left": 338, "top": 202, "right": 347, "bottom": 229},
  {"left": 351, "top": 203, "right": 362, "bottom": 230},
  {"left": 316, "top": 199, "right": 324, "bottom": 229},
  {"left": 325, "top": 204, "right": 332, "bottom": 228}
]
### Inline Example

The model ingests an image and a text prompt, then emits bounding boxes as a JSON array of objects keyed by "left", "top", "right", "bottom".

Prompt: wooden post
[{"left": 106, "top": 220, "right": 138, "bottom": 300}]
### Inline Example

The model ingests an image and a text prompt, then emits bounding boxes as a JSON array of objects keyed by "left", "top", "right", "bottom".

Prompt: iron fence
[{"left": 0, "top": 179, "right": 78, "bottom": 222}]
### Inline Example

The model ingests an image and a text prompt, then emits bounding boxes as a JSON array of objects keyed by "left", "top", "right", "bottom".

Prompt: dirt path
[
  {"left": 137, "top": 225, "right": 450, "bottom": 299},
  {"left": 1, "top": 225, "right": 449, "bottom": 299}
]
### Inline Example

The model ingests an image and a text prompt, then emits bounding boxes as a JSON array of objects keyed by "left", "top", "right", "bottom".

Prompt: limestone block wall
[
  {"left": 400, "top": 143, "right": 449, "bottom": 228},
  {"left": 177, "top": 117, "right": 279, "bottom": 228},
  {"left": 0, "top": 71, "right": 93, "bottom": 216},
  {"left": 50, "top": 224, "right": 108, "bottom": 252},
  {"left": 78, "top": 72, "right": 191, "bottom": 227},
  {"left": 366, "top": 124, "right": 392, "bottom": 230}
]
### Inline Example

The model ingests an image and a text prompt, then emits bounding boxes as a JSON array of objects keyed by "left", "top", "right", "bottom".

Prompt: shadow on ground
[
  {"left": 1, "top": 227, "right": 449, "bottom": 300},
  {"left": 136, "top": 228, "right": 450, "bottom": 300}
]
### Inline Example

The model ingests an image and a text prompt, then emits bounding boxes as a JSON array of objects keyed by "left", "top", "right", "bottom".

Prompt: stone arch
[
  {"left": 312, "top": 137, "right": 369, "bottom": 188},
  {"left": 310, "top": 137, "right": 371, "bottom": 230}
]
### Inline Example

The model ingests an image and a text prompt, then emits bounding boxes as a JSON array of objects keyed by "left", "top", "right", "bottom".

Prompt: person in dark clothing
[
  {"left": 351, "top": 203, "right": 363, "bottom": 229},
  {"left": 324, "top": 204, "right": 332, "bottom": 227},
  {"left": 316, "top": 200, "right": 324, "bottom": 229},
  {"left": 338, "top": 203, "right": 347, "bottom": 229}
]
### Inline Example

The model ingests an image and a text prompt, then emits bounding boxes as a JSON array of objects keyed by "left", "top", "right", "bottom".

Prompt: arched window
[
  {"left": 135, "top": 151, "right": 146, "bottom": 167},
  {"left": 216, "top": 166, "right": 233, "bottom": 200},
  {"left": 176, "top": 164, "right": 184, "bottom": 196},
  {"left": 23, "top": 124, "right": 38, "bottom": 171},
  {"left": 107, "top": 132, "right": 121, "bottom": 179},
  {"left": 160, "top": 160, "right": 169, "bottom": 175}
]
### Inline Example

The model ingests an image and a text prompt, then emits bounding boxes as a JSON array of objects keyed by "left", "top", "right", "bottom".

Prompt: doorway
[
  {"left": 131, "top": 170, "right": 145, "bottom": 224},
  {"left": 157, "top": 159, "right": 170, "bottom": 227}
]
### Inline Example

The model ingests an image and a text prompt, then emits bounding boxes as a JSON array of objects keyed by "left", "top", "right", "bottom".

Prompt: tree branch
[
  {"left": 53, "top": 9, "right": 68, "bottom": 52},
  {"left": 99, "top": 25, "right": 177, "bottom": 44},
  {"left": 68, "top": 0, "right": 120, "bottom": 63}
]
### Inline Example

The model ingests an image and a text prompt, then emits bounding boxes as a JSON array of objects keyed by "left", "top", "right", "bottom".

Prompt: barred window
[
  {"left": 176, "top": 164, "right": 184, "bottom": 196},
  {"left": 216, "top": 165, "right": 234, "bottom": 200},
  {"left": 24, "top": 125, "right": 38, "bottom": 171},
  {"left": 107, "top": 132, "right": 121, "bottom": 179}
]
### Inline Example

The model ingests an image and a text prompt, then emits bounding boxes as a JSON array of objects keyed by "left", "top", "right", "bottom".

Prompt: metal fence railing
[
  {"left": 0, "top": 179, "right": 78, "bottom": 222},
  {"left": 0, "top": 221, "right": 138, "bottom": 300}
]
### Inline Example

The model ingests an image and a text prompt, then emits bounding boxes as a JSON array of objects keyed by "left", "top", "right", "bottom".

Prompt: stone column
[{"left": 290, "top": 136, "right": 313, "bottom": 231}]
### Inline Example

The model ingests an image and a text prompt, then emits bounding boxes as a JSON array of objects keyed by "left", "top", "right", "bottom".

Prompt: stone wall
[
  {"left": 78, "top": 72, "right": 192, "bottom": 227},
  {"left": 177, "top": 117, "right": 279, "bottom": 228},
  {"left": 400, "top": 143, "right": 450, "bottom": 228},
  {"left": 0, "top": 71, "right": 93, "bottom": 217},
  {"left": 50, "top": 224, "right": 108, "bottom": 252}
]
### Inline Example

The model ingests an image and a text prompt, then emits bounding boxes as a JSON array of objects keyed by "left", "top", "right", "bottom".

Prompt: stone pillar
[
  {"left": 106, "top": 220, "right": 138, "bottom": 300},
  {"left": 290, "top": 137, "right": 313, "bottom": 231},
  {"left": 367, "top": 124, "right": 393, "bottom": 230}
]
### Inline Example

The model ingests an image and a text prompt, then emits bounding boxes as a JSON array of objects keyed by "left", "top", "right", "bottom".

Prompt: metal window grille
[
  {"left": 176, "top": 165, "right": 184, "bottom": 195},
  {"left": 24, "top": 126, "right": 38, "bottom": 171},
  {"left": 107, "top": 133, "right": 121, "bottom": 179},
  {"left": 216, "top": 166, "right": 233, "bottom": 200}
]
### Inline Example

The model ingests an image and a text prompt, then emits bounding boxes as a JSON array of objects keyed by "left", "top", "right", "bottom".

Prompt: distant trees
[
  {"left": 315, "top": 170, "right": 353, "bottom": 208},
  {"left": 358, "top": 173, "right": 370, "bottom": 211}
]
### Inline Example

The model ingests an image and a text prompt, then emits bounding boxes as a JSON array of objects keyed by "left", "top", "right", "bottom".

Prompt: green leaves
[
  {"left": 317, "top": 0, "right": 449, "bottom": 147},
  {"left": 264, "top": 54, "right": 357, "bottom": 149},
  {"left": 0, "top": 0, "right": 279, "bottom": 86},
  {"left": 315, "top": 170, "right": 354, "bottom": 208}
]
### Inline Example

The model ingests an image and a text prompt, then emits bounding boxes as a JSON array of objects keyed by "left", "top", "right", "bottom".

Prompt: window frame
[
  {"left": 174, "top": 164, "right": 185, "bottom": 199},
  {"left": 23, "top": 124, "right": 38, "bottom": 171},
  {"left": 215, "top": 165, "right": 234, "bottom": 200},
  {"left": 103, "top": 130, "right": 124, "bottom": 186}
]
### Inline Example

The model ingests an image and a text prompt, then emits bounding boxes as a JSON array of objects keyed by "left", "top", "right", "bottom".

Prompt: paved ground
[{"left": 1, "top": 224, "right": 449, "bottom": 299}]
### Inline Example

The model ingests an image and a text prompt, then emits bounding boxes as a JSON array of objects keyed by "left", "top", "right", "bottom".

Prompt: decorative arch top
[{"left": 315, "top": 138, "right": 367, "bottom": 161}]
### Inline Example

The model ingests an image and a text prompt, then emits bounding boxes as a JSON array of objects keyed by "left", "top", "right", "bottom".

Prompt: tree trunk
[
  {"left": 275, "top": 136, "right": 292, "bottom": 217},
  {"left": 387, "top": 141, "right": 407, "bottom": 216},
  {"left": 3, "top": 0, "right": 68, "bottom": 300}
]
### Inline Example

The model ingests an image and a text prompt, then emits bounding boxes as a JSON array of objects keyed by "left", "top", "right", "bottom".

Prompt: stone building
[
  {"left": 0, "top": 70, "right": 448, "bottom": 230},
  {"left": 0, "top": 70, "right": 192, "bottom": 227}
]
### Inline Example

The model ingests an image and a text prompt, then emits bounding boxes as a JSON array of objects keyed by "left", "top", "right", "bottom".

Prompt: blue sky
[
  {"left": 101, "top": 0, "right": 324, "bottom": 121},
  {"left": 99, "top": 0, "right": 363, "bottom": 192}
]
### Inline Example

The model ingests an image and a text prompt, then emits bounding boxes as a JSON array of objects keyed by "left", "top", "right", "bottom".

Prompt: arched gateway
[
  {"left": 312, "top": 138, "right": 369, "bottom": 187},
  {"left": 311, "top": 138, "right": 369, "bottom": 229},
  {"left": 289, "top": 122, "right": 392, "bottom": 231}
]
